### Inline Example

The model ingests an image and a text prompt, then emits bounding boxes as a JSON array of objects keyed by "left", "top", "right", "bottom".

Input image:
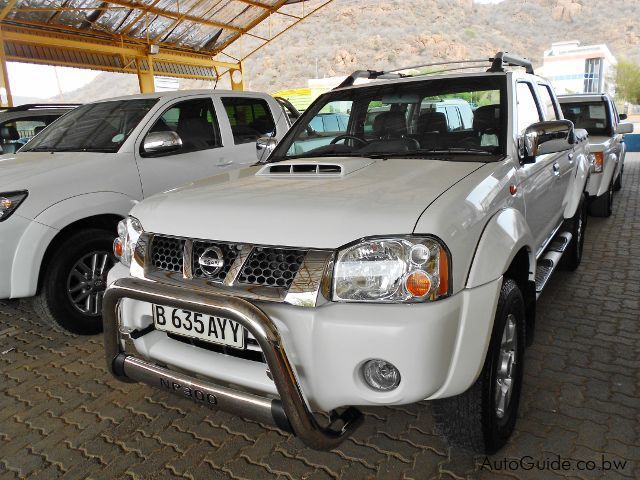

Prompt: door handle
[
  {"left": 553, "top": 163, "right": 560, "bottom": 175},
  {"left": 568, "top": 153, "right": 574, "bottom": 162},
  {"left": 218, "top": 159, "right": 233, "bottom": 167}
]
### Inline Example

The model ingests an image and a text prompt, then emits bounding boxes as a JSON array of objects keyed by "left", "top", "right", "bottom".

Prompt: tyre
[
  {"left": 588, "top": 181, "right": 613, "bottom": 217},
  {"left": 613, "top": 170, "right": 622, "bottom": 191},
  {"left": 33, "top": 229, "right": 117, "bottom": 335},
  {"left": 561, "top": 194, "right": 587, "bottom": 271},
  {"left": 432, "top": 278, "right": 526, "bottom": 454}
]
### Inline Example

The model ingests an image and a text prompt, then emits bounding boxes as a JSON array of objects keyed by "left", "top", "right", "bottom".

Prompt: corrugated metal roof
[{"left": 1, "top": 0, "right": 308, "bottom": 54}]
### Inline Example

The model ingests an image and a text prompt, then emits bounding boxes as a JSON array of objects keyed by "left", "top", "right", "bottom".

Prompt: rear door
[
  {"left": 516, "top": 81, "right": 564, "bottom": 252},
  {"left": 135, "top": 95, "right": 229, "bottom": 196},
  {"left": 537, "top": 82, "right": 574, "bottom": 214}
]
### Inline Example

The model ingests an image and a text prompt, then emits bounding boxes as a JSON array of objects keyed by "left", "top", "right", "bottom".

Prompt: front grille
[
  {"left": 192, "top": 240, "right": 239, "bottom": 282},
  {"left": 150, "top": 236, "right": 185, "bottom": 273},
  {"left": 238, "top": 247, "right": 306, "bottom": 288}
]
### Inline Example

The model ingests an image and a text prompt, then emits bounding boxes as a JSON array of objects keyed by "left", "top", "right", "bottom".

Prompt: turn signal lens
[
  {"left": 405, "top": 271, "right": 432, "bottom": 297},
  {"left": 592, "top": 152, "right": 603, "bottom": 172},
  {"left": 113, "top": 238, "right": 124, "bottom": 259},
  {"left": 438, "top": 248, "right": 449, "bottom": 296}
]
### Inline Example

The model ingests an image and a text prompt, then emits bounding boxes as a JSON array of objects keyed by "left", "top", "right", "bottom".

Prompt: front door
[{"left": 135, "top": 96, "right": 232, "bottom": 197}]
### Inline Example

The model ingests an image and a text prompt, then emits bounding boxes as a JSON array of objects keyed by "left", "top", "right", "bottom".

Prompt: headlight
[
  {"left": 114, "top": 216, "right": 143, "bottom": 267},
  {"left": 0, "top": 190, "right": 28, "bottom": 221},
  {"left": 589, "top": 152, "right": 603, "bottom": 173},
  {"left": 332, "top": 236, "right": 450, "bottom": 303}
]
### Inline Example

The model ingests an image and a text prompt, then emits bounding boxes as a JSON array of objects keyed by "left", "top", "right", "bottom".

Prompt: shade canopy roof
[{"left": 0, "top": 0, "right": 332, "bottom": 83}]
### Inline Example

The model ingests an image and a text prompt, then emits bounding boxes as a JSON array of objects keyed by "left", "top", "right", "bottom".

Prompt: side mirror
[
  {"left": 619, "top": 113, "right": 628, "bottom": 121},
  {"left": 616, "top": 122, "right": 634, "bottom": 135},
  {"left": 521, "top": 120, "right": 574, "bottom": 164},
  {"left": 256, "top": 136, "right": 278, "bottom": 162},
  {"left": 142, "top": 131, "right": 182, "bottom": 155}
]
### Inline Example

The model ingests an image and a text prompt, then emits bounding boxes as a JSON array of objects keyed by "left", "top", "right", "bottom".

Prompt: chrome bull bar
[{"left": 103, "top": 277, "right": 363, "bottom": 451}]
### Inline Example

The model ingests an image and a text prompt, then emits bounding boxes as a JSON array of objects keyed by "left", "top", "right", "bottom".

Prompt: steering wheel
[{"left": 330, "top": 135, "right": 368, "bottom": 146}]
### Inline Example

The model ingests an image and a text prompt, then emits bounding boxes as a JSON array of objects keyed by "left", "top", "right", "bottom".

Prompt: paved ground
[{"left": 1, "top": 156, "right": 639, "bottom": 480}]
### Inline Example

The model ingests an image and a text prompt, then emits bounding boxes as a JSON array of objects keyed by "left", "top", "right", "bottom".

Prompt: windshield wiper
[{"left": 364, "top": 148, "right": 497, "bottom": 158}]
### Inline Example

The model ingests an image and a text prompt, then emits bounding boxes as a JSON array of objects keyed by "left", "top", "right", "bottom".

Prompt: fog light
[{"left": 362, "top": 359, "right": 401, "bottom": 391}]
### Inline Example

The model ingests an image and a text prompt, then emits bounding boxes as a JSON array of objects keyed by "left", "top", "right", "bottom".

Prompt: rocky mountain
[{"left": 51, "top": 0, "right": 640, "bottom": 101}]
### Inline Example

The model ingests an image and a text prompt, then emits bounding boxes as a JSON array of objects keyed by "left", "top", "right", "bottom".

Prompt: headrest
[
  {"left": 418, "top": 111, "right": 448, "bottom": 134},
  {"left": 1, "top": 126, "right": 19, "bottom": 141},
  {"left": 473, "top": 105, "right": 501, "bottom": 132},
  {"left": 373, "top": 111, "right": 407, "bottom": 138}
]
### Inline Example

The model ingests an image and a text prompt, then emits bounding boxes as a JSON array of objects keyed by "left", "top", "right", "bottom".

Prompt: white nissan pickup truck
[
  {"left": 0, "top": 90, "right": 291, "bottom": 334},
  {"left": 104, "top": 53, "right": 590, "bottom": 453},
  {"left": 559, "top": 93, "right": 633, "bottom": 216}
]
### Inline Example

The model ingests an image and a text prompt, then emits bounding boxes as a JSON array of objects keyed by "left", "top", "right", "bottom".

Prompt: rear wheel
[
  {"left": 33, "top": 229, "right": 116, "bottom": 334},
  {"left": 432, "top": 278, "right": 525, "bottom": 454},
  {"left": 561, "top": 194, "right": 587, "bottom": 271}
]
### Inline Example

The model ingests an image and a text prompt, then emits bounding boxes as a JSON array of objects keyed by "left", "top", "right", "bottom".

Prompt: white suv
[{"left": 0, "top": 90, "right": 290, "bottom": 334}]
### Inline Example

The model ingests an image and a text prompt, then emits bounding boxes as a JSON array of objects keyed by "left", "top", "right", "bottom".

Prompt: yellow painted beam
[
  {"left": 0, "top": 0, "right": 19, "bottom": 22},
  {"left": 0, "top": 35, "right": 13, "bottom": 107},
  {"left": 137, "top": 57, "right": 155, "bottom": 93},
  {"left": 229, "top": 62, "right": 245, "bottom": 91}
]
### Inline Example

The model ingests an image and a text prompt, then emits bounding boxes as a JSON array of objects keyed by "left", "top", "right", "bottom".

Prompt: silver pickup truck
[{"left": 559, "top": 93, "right": 634, "bottom": 216}]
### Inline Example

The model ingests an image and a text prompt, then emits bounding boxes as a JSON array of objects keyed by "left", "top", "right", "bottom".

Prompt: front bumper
[
  {"left": 104, "top": 276, "right": 363, "bottom": 450},
  {"left": 105, "top": 268, "right": 502, "bottom": 449}
]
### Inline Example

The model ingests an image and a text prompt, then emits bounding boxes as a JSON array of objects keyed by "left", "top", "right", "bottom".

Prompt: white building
[{"left": 541, "top": 41, "right": 616, "bottom": 95}]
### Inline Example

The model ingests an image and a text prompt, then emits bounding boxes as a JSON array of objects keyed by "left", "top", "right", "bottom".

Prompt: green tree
[{"left": 615, "top": 59, "right": 640, "bottom": 103}]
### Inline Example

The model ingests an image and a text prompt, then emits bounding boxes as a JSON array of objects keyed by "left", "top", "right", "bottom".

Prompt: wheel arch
[
  {"left": 466, "top": 208, "right": 536, "bottom": 346},
  {"left": 37, "top": 214, "right": 123, "bottom": 293}
]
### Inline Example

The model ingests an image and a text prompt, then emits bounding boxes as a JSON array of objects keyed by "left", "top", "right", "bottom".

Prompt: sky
[{"left": 7, "top": 62, "right": 100, "bottom": 100}]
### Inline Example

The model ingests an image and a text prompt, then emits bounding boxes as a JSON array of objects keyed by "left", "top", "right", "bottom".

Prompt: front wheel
[
  {"left": 589, "top": 181, "right": 613, "bottom": 217},
  {"left": 33, "top": 229, "right": 117, "bottom": 334},
  {"left": 432, "top": 278, "right": 526, "bottom": 454}
]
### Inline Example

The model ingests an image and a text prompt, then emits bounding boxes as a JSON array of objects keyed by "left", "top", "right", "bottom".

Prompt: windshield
[
  {"left": 22, "top": 99, "right": 158, "bottom": 153},
  {"left": 559, "top": 101, "right": 611, "bottom": 136},
  {"left": 270, "top": 76, "right": 506, "bottom": 161}
]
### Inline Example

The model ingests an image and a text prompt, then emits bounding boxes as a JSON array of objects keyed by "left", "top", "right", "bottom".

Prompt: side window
[
  {"left": 609, "top": 100, "right": 619, "bottom": 128},
  {"left": 2, "top": 116, "right": 51, "bottom": 143},
  {"left": 516, "top": 82, "right": 542, "bottom": 134},
  {"left": 221, "top": 97, "right": 276, "bottom": 144},
  {"left": 149, "top": 98, "right": 221, "bottom": 154},
  {"left": 446, "top": 106, "right": 462, "bottom": 131},
  {"left": 537, "top": 85, "right": 559, "bottom": 120},
  {"left": 323, "top": 114, "right": 341, "bottom": 133}
]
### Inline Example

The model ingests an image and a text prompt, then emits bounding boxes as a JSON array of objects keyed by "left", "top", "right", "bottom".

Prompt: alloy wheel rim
[
  {"left": 66, "top": 251, "right": 115, "bottom": 316},
  {"left": 495, "top": 313, "right": 518, "bottom": 419}
]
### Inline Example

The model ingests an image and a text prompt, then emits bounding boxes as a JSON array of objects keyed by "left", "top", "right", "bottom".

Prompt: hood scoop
[{"left": 256, "top": 158, "right": 375, "bottom": 178}]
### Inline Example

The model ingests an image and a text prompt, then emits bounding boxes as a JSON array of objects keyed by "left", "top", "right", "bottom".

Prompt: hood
[
  {"left": 0, "top": 151, "right": 95, "bottom": 189},
  {"left": 133, "top": 157, "right": 485, "bottom": 248},
  {"left": 586, "top": 136, "right": 613, "bottom": 152}
]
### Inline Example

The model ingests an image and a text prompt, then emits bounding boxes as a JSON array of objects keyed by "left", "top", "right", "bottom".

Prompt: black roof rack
[
  {"left": 488, "top": 52, "right": 534, "bottom": 74},
  {"left": 335, "top": 51, "right": 534, "bottom": 89},
  {"left": 2, "top": 103, "right": 81, "bottom": 112}
]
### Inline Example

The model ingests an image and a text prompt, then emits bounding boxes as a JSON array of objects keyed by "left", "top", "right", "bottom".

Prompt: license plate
[{"left": 152, "top": 304, "right": 245, "bottom": 349}]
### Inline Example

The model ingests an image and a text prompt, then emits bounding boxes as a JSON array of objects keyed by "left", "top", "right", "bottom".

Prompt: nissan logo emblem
[{"left": 198, "top": 246, "right": 225, "bottom": 276}]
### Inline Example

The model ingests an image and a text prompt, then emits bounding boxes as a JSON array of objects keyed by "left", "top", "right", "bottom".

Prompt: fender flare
[
  {"left": 564, "top": 149, "right": 591, "bottom": 219},
  {"left": 11, "top": 192, "right": 136, "bottom": 298},
  {"left": 466, "top": 207, "right": 536, "bottom": 289}
]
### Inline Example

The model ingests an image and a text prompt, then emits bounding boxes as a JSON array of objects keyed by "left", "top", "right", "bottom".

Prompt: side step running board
[{"left": 535, "top": 231, "right": 572, "bottom": 298}]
